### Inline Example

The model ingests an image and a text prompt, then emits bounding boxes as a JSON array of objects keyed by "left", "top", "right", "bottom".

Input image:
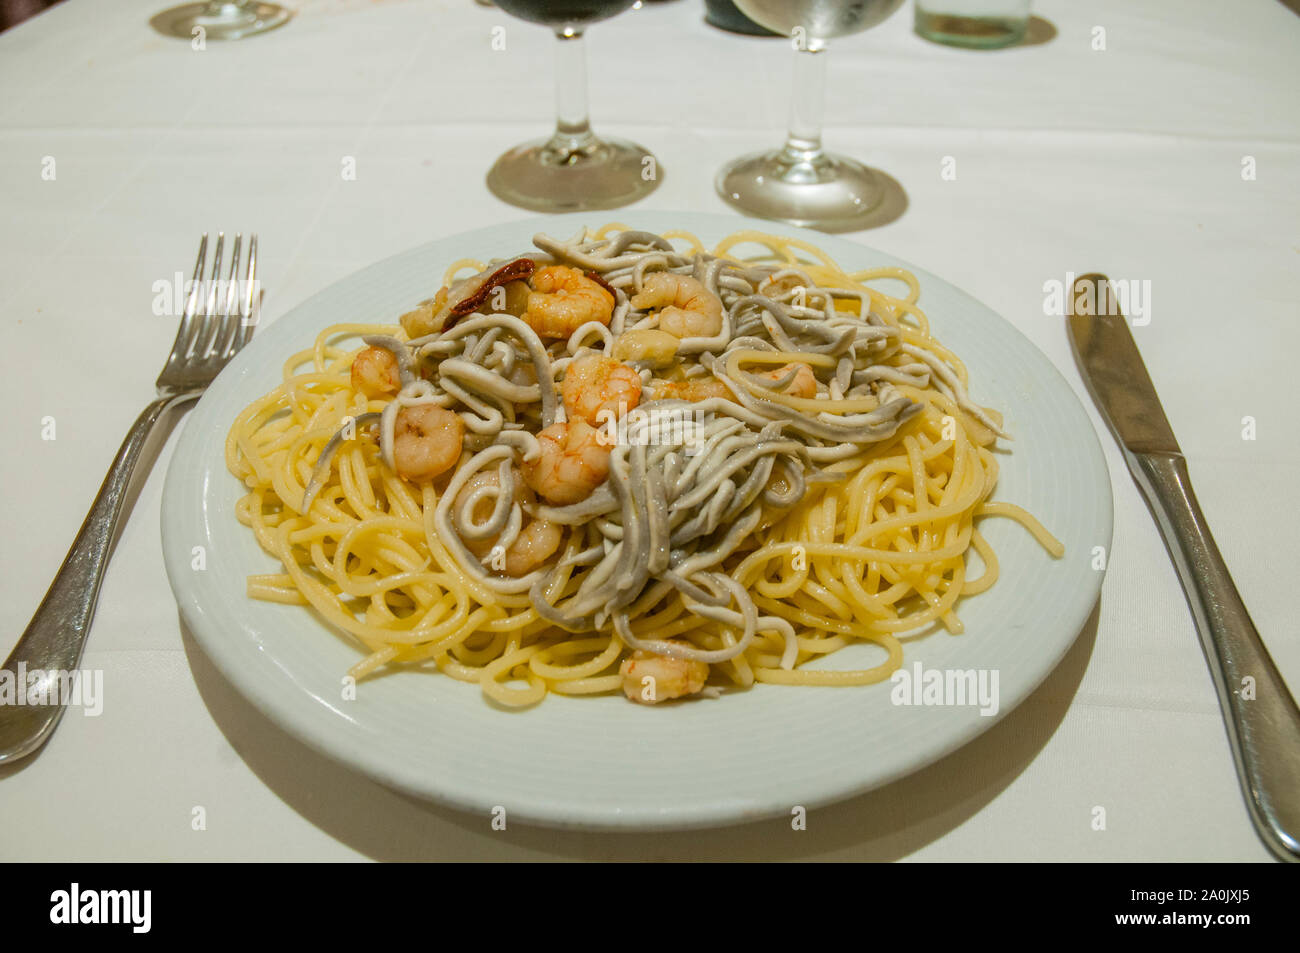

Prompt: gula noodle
[{"left": 226, "top": 225, "right": 1063, "bottom": 707}]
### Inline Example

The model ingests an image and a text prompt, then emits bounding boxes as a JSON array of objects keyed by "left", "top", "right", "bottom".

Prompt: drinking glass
[
  {"left": 915, "top": 0, "right": 1031, "bottom": 49},
  {"left": 717, "top": 0, "right": 906, "bottom": 229},
  {"left": 704, "top": 0, "right": 779, "bottom": 36},
  {"left": 150, "top": 1, "right": 291, "bottom": 41},
  {"left": 487, "top": 1, "right": 661, "bottom": 212}
]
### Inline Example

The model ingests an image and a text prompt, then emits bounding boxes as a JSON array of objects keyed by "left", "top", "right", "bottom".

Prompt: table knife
[{"left": 1067, "top": 273, "right": 1300, "bottom": 862}]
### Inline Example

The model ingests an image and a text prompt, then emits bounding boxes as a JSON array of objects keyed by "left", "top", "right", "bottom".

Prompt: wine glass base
[
  {"left": 715, "top": 149, "right": 908, "bottom": 232},
  {"left": 487, "top": 136, "right": 662, "bottom": 213},
  {"left": 150, "top": 3, "right": 292, "bottom": 41}
]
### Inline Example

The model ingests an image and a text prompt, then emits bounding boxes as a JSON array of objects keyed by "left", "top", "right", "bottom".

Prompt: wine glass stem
[
  {"left": 550, "top": 29, "right": 596, "bottom": 157},
  {"left": 782, "top": 43, "right": 828, "bottom": 165}
]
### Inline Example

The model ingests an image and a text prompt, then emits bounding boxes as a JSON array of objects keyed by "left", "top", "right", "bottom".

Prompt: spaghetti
[{"left": 227, "top": 225, "right": 1063, "bottom": 707}]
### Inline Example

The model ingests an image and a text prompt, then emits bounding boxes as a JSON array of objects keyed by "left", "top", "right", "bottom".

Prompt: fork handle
[
  {"left": 0, "top": 395, "right": 189, "bottom": 763},
  {"left": 1130, "top": 451, "right": 1300, "bottom": 862}
]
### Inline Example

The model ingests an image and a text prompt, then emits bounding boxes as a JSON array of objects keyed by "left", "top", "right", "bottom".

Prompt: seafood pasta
[{"left": 227, "top": 225, "right": 1063, "bottom": 707}]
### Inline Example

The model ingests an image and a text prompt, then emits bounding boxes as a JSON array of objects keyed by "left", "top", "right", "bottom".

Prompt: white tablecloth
[{"left": 1, "top": 0, "right": 1296, "bottom": 861}]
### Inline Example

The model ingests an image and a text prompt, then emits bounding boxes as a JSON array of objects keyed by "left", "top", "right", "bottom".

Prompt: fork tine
[
  {"left": 168, "top": 233, "right": 208, "bottom": 361},
  {"left": 213, "top": 233, "right": 243, "bottom": 358},
  {"left": 156, "top": 230, "right": 259, "bottom": 395},
  {"left": 192, "top": 232, "right": 225, "bottom": 360},
  {"left": 235, "top": 233, "right": 259, "bottom": 352}
]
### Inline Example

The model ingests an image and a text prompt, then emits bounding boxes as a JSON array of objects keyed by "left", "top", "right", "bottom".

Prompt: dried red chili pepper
[{"left": 446, "top": 257, "right": 537, "bottom": 323}]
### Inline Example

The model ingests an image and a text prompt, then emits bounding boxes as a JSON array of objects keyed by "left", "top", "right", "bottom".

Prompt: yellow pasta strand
[{"left": 226, "top": 226, "right": 1063, "bottom": 706}]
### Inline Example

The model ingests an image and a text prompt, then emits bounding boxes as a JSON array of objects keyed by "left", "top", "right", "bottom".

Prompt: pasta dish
[{"left": 227, "top": 225, "right": 1063, "bottom": 707}]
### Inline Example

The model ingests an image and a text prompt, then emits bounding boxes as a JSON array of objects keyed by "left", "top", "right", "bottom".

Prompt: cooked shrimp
[
  {"left": 501, "top": 518, "right": 564, "bottom": 576},
  {"left": 524, "top": 266, "right": 615, "bottom": 339},
  {"left": 645, "top": 376, "right": 730, "bottom": 402},
  {"left": 351, "top": 346, "right": 401, "bottom": 399},
  {"left": 521, "top": 419, "right": 611, "bottom": 505},
  {"left": 561, "top": 354, "right": 641, "bottom": 428},
  {"left": 631, "top": 273, "right": 724, "bottom": 339},
  {"left": 753, "top": 362, "right": 817, "bottom": 399},
  {"left": 393, "top": 404, "right": 463, "bottom": 482},
  {"left": 620, "top": 644, "right": 710, "bottom": 704},
  {"left": 612, "top": 327, "right": 678, "bottom": 367},
  {"left": 458, "top": 469, "right": 563, "bottom": 576}
]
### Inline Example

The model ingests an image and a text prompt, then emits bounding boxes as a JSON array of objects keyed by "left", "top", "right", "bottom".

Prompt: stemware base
[
  {"left": 486, "top": 135, "right": 661, "bottom": 213},
  {"left": 150, "top": 2, "right": 292, "bottom": 41},
  {"left": 715, "top": 147, "right": 907, "bottom": 232}
]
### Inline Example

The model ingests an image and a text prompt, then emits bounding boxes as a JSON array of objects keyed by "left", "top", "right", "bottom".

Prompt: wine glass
[
  {"left": 487, "top": 1, "right": 661, "bottom": 212},
  {"left": 150, "top": 1, "right": 291, "bottom": 41},
  {"left": 717, "top": 0, "right": 907, "bottom": 230}
]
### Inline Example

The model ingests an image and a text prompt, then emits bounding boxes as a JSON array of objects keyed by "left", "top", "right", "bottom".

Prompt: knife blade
[
  {"left": 1068, "top": 273, "right": 1300, "bottom": 862},
  {"left": 1067, "top": 278, "right": 1179, "bottom": 455}
]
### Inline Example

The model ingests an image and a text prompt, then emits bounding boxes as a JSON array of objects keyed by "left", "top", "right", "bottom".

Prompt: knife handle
[{"left": 1129, "top": 451, "right": 1300, "bottom": 861}]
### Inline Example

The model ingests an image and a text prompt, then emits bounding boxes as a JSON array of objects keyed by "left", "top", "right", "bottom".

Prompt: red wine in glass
[
  {"left": 492, "top": 1, "right": 638, "bottom": 26},
  {"left": 486, "top": 0, "right": 661, "bottom": 211}
]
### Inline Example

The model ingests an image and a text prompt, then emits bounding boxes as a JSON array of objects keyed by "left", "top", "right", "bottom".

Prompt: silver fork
[{"left": 0, "top": 233, "right": 259, "bottom": 763}]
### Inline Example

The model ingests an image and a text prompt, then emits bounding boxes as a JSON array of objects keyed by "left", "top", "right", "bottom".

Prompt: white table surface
[{"left": 1, "top": 0, "right": 1297, "bottom": 862}]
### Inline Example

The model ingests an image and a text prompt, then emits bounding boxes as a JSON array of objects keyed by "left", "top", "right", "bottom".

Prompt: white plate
[{"left": 161, "top": 212, "right": 1112, "bottom": 830}]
